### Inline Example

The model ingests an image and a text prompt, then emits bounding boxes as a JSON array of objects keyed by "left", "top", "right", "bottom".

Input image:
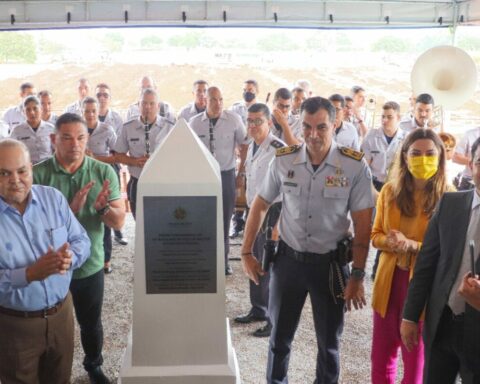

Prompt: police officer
[
  {"left": 38, "top": 90, "right": 58, "bottom": 125},
  {"left": 452, "top": 126, "right": 480, "bottom": 191},
  {"left": 114, "top": 88, "right": 173, "bottom": 218},
  {"left": 328, "top": 94, "right": 360, "bottom": 151},
  {"left": 234, "top": 103, "right": 285, "bottom": 338},
  {"left": 361, "top": 101, "right": 405, "bottom": 192},
  {"left": 241, "top": 97, "right": 374, "bottom": 383},
  {"left": 189, "top": 86, "right": 249, "bottom": 275},
  {"left": 64, "top": 78, "right": 90, "bottom": 116},
  {"left": 10, "top": 95, "right": 54, "bottom": 164},
  {"left": 230, "top": 79, "right": 259, "bottom": 125},
  {"left": 95, "top": 83, "right": 123, "bottom": 136},
  {"left": 2, "top": 82, "right": 36, "bottom": 133},
  {"left": 178, "top": 80, "right": 209, "bottom": 122},
  {"left": 271, "top": 88, "right": 302, "bottom": 146},
  {"left": 399, "top": 93, "right": 435, "bottom": 133}
]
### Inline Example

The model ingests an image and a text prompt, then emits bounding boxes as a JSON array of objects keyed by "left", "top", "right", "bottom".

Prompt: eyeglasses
[
  {"left": 96, "top": 93, "right": 110, "bottom": 98},
  {"left": 276, "top": 103, "right": 290, "bottom": 110},
  {"left": 247, "top": 118, "right": 266, "bottom": 126}
]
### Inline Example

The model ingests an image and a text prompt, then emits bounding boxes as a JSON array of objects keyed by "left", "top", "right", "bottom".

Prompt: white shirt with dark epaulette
[
  {"left": 2, "top": 104, "right": 25, "bottom": 133},
  {"left": 189, "top": 110, "right": 249, "bottom": 171},
  {"left": 64, "top": 100, "right": 82, "bottom": 116},
  {"left": 114, "top": 116, "right": 174, "bottom": 178},
  {"left": 361, "top": 127, "right": 405, "bottom": 182},
  {"left": 272, "top": 115, "right": 303, "bottom": 142},
  {"left": 259, "top": 141, "right": 374, "bottom": 254},
  {"left": 245, "top": 133, "right": 286, "bottom": 207},
  {"left": 100, "top": 109, "right": 123, "bottom": 136},
  {"left": 87, "top": 122, "right": 117, "bottom": 157},
  {"left": 125, "top": 101, "right": 176, "bottom": 124},
  {"left": 10, "top": 120, "right": 55, "bottom": 164},
  {"left": 178, "top": 102, "right": 203, "bottom": 123}
]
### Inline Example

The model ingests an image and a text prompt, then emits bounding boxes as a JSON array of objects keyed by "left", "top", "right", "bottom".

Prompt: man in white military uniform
[
  {"left": 10, "top": 96, "right": 54, "bottom": 164},
  {"left": 189, "top": 86, "right": 249, "bottom": 275},
  {"left": 329, "top": 94, "right": 360, "bottom": 151},
  {"left": 64, "top": 78, "right": 90, "bottom": 116},
  {"left": 361, "top": 101, "right": 405, "bottom": 192},
  {"left": 125, "top": 76, "right": 176, "bottom": 123},
  {"left": 271, "top": 88, "right": 302, "bottom": 146},
  {"left": 114, "top": 88, "right": 173, "bottom": 218},
  {"left": 453, "top": 126, "right": 480, "bottom": 191},
  {"left": 399, "top": 93, "right": 436, "bottom": 133},
  {"left": 38, "top": 90, "right": 58, "bottom": 125},
  {"left": 230, "top": 79, "right": 259, "bottom": 124},
  {"left": 2, "top": 82, "right": 36, "bottom": 133},
  {"left": 234, "top": 103, "right": 285, "bottom": 338},
  {"left": 350, "top": 85, "right": 370, "bottom": 138},
  {"left": 95, "top": 83, "right": 123, "bottom": 136},
  {"left": 291, "top": 87, "right": 307, "bottom": 117},
  {"left": 241, "top": 97, "right": 374, "bottom": 383},
  {"left": 178, "top": 80, "right": 209, "bottom": 122}
]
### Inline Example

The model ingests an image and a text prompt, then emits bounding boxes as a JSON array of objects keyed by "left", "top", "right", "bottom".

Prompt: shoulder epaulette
[
  {"left": 339, "top": 147, "right": 364, "bottom": 161},
  {"left": 270, "top": 139, "right": 285, "bottom": 149},
  {"left": 276, "top": 145, "right": 300, "bottom": 157}
]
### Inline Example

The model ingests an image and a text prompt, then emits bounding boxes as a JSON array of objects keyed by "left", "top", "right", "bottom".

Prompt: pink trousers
[{"left": 371, "top": 267, "right": 424, "bottom": 384}]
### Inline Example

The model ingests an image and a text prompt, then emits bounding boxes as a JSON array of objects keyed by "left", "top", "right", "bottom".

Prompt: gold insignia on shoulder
[
  {"left": 339, "top": 147, "right": 364, "bottom": 161},
  {"left": 276, "top": 145, "right": 300, "bottom": 157}
]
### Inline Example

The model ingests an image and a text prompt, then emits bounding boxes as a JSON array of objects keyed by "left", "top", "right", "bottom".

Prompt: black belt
[
  {"left": 280, "top": 240, "right": 336, "bottom": 264},
  {"left": 0, "top": 297, "right": 66, "bottom": 318}
]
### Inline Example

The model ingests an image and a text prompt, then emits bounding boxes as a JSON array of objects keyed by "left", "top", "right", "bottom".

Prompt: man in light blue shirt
[{"left": 0, "top": 138, "right": 90, "bottom": 384}]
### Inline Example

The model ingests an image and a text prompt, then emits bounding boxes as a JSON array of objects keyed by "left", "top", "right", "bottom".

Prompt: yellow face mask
[{"left": 407, "top": 155, "right": 439, "bottom": 180}]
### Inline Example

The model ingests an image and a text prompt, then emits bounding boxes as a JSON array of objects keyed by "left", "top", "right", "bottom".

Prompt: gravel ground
[{"left": 70, "top": 214, "right": 387, "bottom": 384}]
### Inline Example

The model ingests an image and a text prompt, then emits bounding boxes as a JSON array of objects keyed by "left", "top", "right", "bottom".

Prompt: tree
[
  {"left": 140, "top": 35, "right": 163, "bottom": 49},
  {"left": 256, "top": 33, "right": 299, "bottom": 51},
  {"left": 0, "top": 32, "right": 36, "bottom": 63},
  {"left": 372, "top": 36, "right": 410, "bottom": 53},
  {"left": 101, "top": 32, "right": 124, "bottom": 53}
]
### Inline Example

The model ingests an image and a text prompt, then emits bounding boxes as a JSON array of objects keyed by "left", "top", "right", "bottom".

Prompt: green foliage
[
  {"left": 38, "top": 36, "right": 66, "bottom": 56},
  {"left": 168, "top": 31, "right": 202, "bottom": 49},
  {"left": 256, "top": 33, "right": 299, "bottom": 51},
  {"left": 458, "top": 36, "right": 480, "bottom": 52},
  {"left": 371, "top": 36, "right": 411, "bottom": 53},
  {"left": 414, "top": 34, "right": 451, "bottom": 53},
  {"left": 0, "top": 32, "right": 36, "bottom": 63},
  {"left": 101, "top": 32, "right": 124, "bottom": 52},
  {"left": 140, "top": 35, "right": 163, "bottom": 49}
]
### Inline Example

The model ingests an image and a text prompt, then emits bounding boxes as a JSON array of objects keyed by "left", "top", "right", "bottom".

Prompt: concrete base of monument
[{"left": 119, "top": 320, "right": 241, "bottom": 384}]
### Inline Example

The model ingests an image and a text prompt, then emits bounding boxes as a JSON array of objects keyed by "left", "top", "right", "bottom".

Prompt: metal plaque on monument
[{"left": 120, "top": 119, "right": 240, "bottom": 384}]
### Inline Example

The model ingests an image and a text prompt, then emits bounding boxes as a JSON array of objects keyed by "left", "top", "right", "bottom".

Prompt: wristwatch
[
  {"left": 96, "top": 203, "right": 111, "bottom": 216},
  {"left": 351, "top": 267, "right": 366, "bottom": 280}
]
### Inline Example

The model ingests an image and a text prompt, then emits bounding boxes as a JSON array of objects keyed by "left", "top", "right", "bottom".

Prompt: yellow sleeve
[{"left": 371, "top": 184, "right": 390, "bottom": 251}]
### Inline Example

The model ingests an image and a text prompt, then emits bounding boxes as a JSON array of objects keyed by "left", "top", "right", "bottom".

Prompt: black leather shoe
[
  {"left": 253, "top": 323, "right": 272, "bottom": 337},
  {"left": 88, "top": 367, "right": 110, "bottom": 384},
  {"left": 225, "top": 265, "right": 233, "bottom": 275},
  {"left": 114, "top": 236, "right": 128, "bottom": 245},
  {"left": 234, "top": 312, "right": 267, "bottom": 324}
]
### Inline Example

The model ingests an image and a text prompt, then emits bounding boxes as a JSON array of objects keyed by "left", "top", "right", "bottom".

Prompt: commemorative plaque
[{"left": 144, "top": 195, "right": 216, "bottom": 294}]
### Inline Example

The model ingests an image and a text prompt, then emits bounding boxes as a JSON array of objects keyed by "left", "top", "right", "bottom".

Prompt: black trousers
[
  {"left": 127, "top": 176, "right": 138, "bottom": 219},
  {"left": 70, "top": 269, "right": 105, "bottom": 372},
  {"left": 250, "top": 202, "right": 282, "bottom": 320},
  {"left": 221, "top": 169, "right": 236, "bottom": 266},
  {"left": 425, "top": 306, "right": 480, "bottom": 384},
  {"left": 267, "top": 247, "right": 344, "bottom": 384}
]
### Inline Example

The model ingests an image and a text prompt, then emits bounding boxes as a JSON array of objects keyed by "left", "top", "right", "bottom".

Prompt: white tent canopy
[{"left": 0, "top": 0, "right": 479, "bottom": 30}]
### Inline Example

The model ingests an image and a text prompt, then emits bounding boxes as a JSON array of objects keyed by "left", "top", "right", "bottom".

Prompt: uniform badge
[
  {"left": 287, "top": 170, "right": 294, "bottom": 178},
  {"left": 335, "top": 168, "right": 344, "bottom": 175},
  {"left": 326, "top": 176, "right": 335, "bottom": 187}
]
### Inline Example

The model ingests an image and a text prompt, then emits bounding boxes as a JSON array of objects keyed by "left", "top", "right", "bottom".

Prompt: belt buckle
[{"left": 42, "top": 308, "right": 48, "bottom": 318}]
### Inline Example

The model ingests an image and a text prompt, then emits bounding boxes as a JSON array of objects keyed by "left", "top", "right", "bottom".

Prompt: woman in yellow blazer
[{"left": 371, "top": 128, "right": 450, "bottom": 384}]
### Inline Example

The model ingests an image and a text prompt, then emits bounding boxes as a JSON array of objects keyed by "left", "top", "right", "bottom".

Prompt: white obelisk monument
[{"left": 119, "top": 119, "right": 240, "bottom": 383}]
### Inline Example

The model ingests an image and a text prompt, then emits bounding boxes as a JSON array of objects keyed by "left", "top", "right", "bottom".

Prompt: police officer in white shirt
[
  {"left": 241, "top": 97, "right": 374, "bottom": 383},
  {"left": 2, "top": 82, "right": 36, "bottom": 133},
  {"left": 361, "top": 101, "right": 406, "bottom": 191},
  {"left": 399, "top": 93, "right": 435, "bottom": 133},
  {"left": 114, "top": 88, "right": 173, "bottom": 218},
  {"left": 10, "top": 95, "right": 54, "bottom": 164},
  {"left": 189, "top": 86, "right": 249, "bottom": 275},
  {"left": 95, "top": 83, "right": 123, "bottom": 136},
  {"left": 271, "top": 88, "right": 302, "bottom": 146},
  {"left": 230, "top": 79, "right": 259, "bottom": 125},
  {"left": 178, "top": 80, "right": 209, "bottom": 122},
  {"left": 291, "top": 87, "right": 307, "bottom": 117},
  {"left": 38, "top": 90, "right": 58, "bottom": 126},
  {"left": 329, "top": 94, "right": 360, "bottom": 151},
  {"left": 64, "top": 78, "right": 90, "bottom": 116},
  {"left": 453, "top": 126, "right": 480, "bottom": 190},
  {"left": 234, "top": 103, "right": 285, "bottom": 337},
  {"left": 125, "top": 75, "right": 176, "bottom": 123},
  {"left": 350, "top": 85, "right": 369, "bottom": 138}
]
